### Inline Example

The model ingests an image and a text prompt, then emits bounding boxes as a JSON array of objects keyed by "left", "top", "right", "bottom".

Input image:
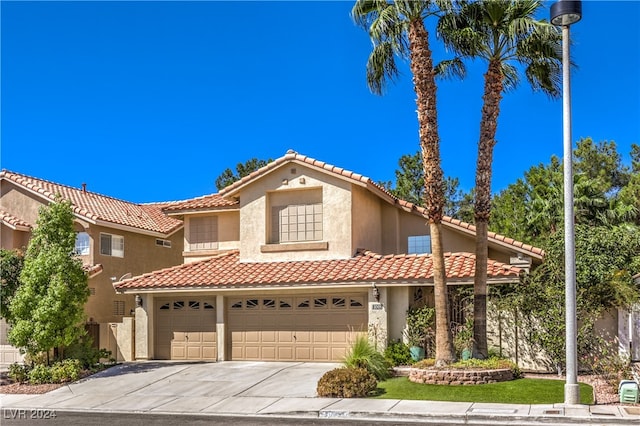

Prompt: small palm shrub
[
  {"left": 317, "top": 367, "right": 377, "bottom": 398},
  {"left": 343, "top": 335, "right": 391, "bottom": 380},
  {"left": 384, "top": 340, "right": 412, "bottom": 366}
]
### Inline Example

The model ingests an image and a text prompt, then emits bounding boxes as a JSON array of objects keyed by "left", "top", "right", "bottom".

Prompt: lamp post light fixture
[{"left": 550, "top": 0, "right": 582, "bottom": 406}]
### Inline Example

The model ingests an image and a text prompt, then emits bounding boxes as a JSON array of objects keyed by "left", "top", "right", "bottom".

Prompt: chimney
[{"left": 81, "top": 183, "right": 87, "bottom": 194}]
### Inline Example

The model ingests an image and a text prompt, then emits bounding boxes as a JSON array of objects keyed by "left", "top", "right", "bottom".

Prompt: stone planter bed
[{"left": 408, "top": 368, "right": 514, "bottom": 385}]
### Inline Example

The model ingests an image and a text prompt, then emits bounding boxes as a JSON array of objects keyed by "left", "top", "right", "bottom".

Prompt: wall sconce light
[
  {"left": 372, "top": 284, "right": 380, "bottom": 302},
  {"left": 135, "top": 294, "right": 143, "bottom": 308},
  {"left": 282, "top": 178, "right": 288, "bottom": 185},
  {"left": 299, "top": 177, "right": 306, "bottom": 184}
]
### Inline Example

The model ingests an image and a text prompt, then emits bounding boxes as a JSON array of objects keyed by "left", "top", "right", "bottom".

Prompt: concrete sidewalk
[{"left": 1, "top": 362, "right": 638, "bottom": 425}]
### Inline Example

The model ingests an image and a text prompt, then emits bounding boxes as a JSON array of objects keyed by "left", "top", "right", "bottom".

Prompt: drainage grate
[{"left": 543, "top": 409, "right": 562, "bottom": 415}]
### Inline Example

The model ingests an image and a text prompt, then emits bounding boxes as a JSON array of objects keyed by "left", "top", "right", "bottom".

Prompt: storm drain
[{"left": 543, "top": 409, "right": 562, "bottom": 415}]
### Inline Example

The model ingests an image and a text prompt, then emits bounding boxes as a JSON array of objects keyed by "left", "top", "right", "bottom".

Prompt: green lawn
[{"left": 374, "top": 377, "right": 593, "bottom": 405}]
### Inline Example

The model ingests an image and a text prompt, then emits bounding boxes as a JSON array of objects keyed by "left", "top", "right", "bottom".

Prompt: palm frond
[
  {"left": 366, "top": 40, "right": 401, "bottom": 95},
  {"left": 435, "top": 58, "right": 466, "bottom": 80},
  {"left": 500, "top": 62, "right": 520, "bottom": 92}
]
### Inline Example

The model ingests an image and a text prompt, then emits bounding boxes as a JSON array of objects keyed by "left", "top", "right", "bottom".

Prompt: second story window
[
  {"left": 189, "top": 216, "right": 218, "bottom": 251},
  {"left": 272, "top": 203, "right": 323, "bottom": 243},
  {"left": 100, "top": 233, "right": 124, "bottom": 257},
  {"left": 408, "top": 235, "right": 431, "bottom": 255},
  {"left": 74, "top": 232, "right": 90, "bottom": 255}
]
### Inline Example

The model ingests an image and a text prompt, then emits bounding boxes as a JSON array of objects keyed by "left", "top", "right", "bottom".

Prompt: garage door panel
[
  {"left": 201, "top": 332, "right": 216, "bottom": 343},
  {"left": 295, "top": 346, "right": 311, "bottom": 360},
  {"left": 278, "top": 347, "right": 294, "bottom": 360},
  {"left": 313, "top": 347, "right": 330, "bottom": 361},
  {"left": 313, "top": 331, "right": 329, "bottom": 343},
  {"left": 245, "top": 346, "right": 260, "bottom": 359},
  {"left": 261, "top": 346, "right": 276, "bottom": 360}
]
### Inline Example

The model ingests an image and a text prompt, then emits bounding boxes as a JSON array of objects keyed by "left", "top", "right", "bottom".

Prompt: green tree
[
  {"left": 352, "top": 0, "right": 455, "bottom": 365},
  {"left": 381, "top": 151, "right": 473, "bottom": 220},
  {"left": 8, "top": 199, "right": 89, "bottom": 363},
  {"left": 490, "top": 139, "right": 638, "bottom": 245},
  {"left": 0, "top": 249, "right": 24, "bottom": 322},
  {"left": 517, "top": 224, "right": 640, "bottom": 374},
  {"left": 215, "top": 157, "right": 272, "bottom": 190},
  {"left": 619, "top": 144, "right": 640, "bottom": 225},
  {"left": 438, "top": 0, "right": 562, "bottom": 359}
]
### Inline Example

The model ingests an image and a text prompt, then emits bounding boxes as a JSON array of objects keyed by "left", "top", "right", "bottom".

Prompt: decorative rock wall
[{"left": 408, "top": 368, "right": 513, "bottom": 385}]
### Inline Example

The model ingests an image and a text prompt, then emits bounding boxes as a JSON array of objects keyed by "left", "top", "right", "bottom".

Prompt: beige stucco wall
[
  {"left": 0, "top": 182, "right": 46, "bottom": 226},
  {"left": 85, "top": 223, "right": 183, "bottom": 324},
  {"left": 237, "top": 163, "right": 354, "bottom": 262},
  {"left": 183, "top": 210, "right": 240, "bottom": 263},
  {"left": 386, "top": 286, "right": 410, "bottom": 343},
  {"left": 351, "top": 186, "right": 382, "bottom": 253}
]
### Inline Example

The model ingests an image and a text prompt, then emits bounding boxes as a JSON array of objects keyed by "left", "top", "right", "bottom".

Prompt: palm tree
[
  {"left": 352, "top": 0, "right": 455, "bottom": 365},
  {"left": 437, "top": 0, "right": 562, "bottom": 359}
]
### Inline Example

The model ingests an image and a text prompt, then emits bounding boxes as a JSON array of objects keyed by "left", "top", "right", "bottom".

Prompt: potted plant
[{"left": 403, "top": 306, "right": 435, "bottom": 362}]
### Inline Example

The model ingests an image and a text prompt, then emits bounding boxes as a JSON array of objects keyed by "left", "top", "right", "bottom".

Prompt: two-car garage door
[
  {"left": 228, "top": 294, "right": 367, "bottom": 362},
  {"left": 155, "top": 293, "right": 367, "bottom": 362}
]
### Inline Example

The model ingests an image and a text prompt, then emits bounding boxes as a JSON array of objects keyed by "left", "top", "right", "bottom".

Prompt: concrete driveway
[
  {"left": 76, "top": 361, "right": 339, "bottom": 398},
  {"left": 1, "top": 361, "right": 342, "bottom": 415}
]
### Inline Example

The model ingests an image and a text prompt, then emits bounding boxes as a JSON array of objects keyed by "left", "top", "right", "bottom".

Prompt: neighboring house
[
  {"left": 113, "top": 151, "right": 544, "bottom": 363},
  {"left": 0, "top": 170, "right": 184, "bottom": 367}
]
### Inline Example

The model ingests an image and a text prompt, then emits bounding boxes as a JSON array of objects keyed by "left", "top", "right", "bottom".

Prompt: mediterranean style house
[
  {"left": 0, "top": 170, "right": 184, "bottom": 367},
  {"left": 112, "top": 150, "right": 545, "bottom": 364}
]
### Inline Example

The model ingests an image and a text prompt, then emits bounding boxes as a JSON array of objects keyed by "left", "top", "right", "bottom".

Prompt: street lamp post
[{"left": 550, "top": 0, "right": 582, "bottom": 406}]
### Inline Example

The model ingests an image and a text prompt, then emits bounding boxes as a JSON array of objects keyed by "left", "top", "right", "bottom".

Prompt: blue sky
[{"left": 1, "top": 1, "right": 638, "bottom": 203}]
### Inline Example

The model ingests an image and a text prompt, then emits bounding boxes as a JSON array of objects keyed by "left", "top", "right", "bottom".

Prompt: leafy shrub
[
  {"left": 65, "top": 335, "right": 113, "bottom": 369},
  {"left": 453, "top": 317, "right": 474, "bottom": 358},
  {"left": 384, "top": 340, "right": 412, "bottom": 366},
  {"left": 317, "top": 367, "right": 377, "bottom": 398},
  {"left": 28, "top": 364, "right": 53, "bottom": 384},
  {"left": 50, "top": 359, "right": 82, "bottom": 383},
  {"left": 404, "top": 306, "right": 435, "bottom": 353},
  {"left": 8, "top": 363, "right": 29, "bottom": 383},
  {"left": 343, "top": 335, "right": 391, "bottom": 380}
]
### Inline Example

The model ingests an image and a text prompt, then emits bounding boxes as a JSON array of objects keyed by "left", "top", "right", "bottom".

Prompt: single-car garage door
[
  {"left": 228, "top": 294, "right": 367, "bottom": 362},
  {"left": 155, "top": 298, "right": 217, "bottom": 361}
]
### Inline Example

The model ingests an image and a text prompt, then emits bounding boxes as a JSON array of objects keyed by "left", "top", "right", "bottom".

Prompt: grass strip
[{"left": 374, "top": 377, "right": 593, "bottom": 405}]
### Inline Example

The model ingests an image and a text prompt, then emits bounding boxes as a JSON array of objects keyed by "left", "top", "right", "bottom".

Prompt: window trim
[
  {"left": 188, "top": 216, "right": 219, "bottom": 251},
  {"left": 74, "top": 232, "right": 90, "bottom": 255},
  {"left": 408, "top": 235, "right": 432, "bottom": 255},
  {"left": 100, "top": 233, "right": 124, "bottom": 258}
]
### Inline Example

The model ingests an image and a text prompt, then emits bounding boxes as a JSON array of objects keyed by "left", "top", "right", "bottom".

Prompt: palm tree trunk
[
  {"left": 408, "top": 17, "right": 455, "bottom": 365},
  {"left": 473, "top": 59, "right": 503, "bottom": 360}
]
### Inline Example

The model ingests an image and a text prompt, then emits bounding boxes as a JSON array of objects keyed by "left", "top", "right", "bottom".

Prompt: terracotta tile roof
[
  {"left": 83, "top": 263, "right": 103, "bottom": 278},
  {"left": 0, "top": 208, "right": 31, "bottom": 230},
  {"left": 114, "top": 249, "right": 521, "bottom": 292},
  {"left": 0, "top": 170, "right": 183, "bottom": 236},
  {"left": 215, "top": 150, "right": 543, "bottom": 259},
  {"left": 219, "top": 150, "right": 395, "bottom": 200},
  {"left": 162, "top": 194, "right": 239, "bottom": 213}
]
